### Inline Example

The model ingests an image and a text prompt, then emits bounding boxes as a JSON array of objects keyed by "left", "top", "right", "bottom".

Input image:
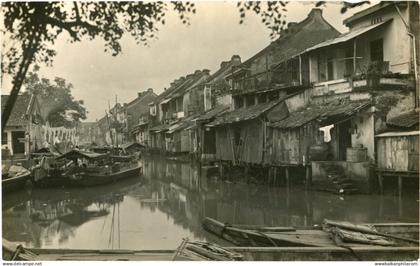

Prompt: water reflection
[{"left": 2, "top": 155, "right": 419, "bottom": 250}]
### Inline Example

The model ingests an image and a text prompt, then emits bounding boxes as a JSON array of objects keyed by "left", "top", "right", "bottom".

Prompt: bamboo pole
[{"left": 324, "top": 219, "right": 419, "bottom": 245}]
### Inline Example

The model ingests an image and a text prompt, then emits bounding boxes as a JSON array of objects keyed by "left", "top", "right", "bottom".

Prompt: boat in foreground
[
  {"left": 3, "top": 237, "right": 418, "bottom": 261},
  {"left": 2, "top": 165, "right": 31, "bottom": 193}
]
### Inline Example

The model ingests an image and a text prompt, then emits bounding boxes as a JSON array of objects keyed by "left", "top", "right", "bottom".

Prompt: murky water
[{"left": 2, "top": 155, "right": 419, "bottom": 250}]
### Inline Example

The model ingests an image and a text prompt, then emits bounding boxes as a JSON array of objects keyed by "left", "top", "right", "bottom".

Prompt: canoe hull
[
  {"left": 2, "top": 173, "right": 30, "bottom": 193},
  {"left": 69, "top": 165, "right": 142, "bottom": 187},
  {"left": 31, "top": 168, "right": 70, "bottom": 188}
]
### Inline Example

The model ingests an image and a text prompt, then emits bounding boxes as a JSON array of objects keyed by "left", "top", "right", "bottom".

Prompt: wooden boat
[
  {"left": 58, "top": 150, "right": 142, "bottom": 187},
  {"left": 2, "top": 239, "right": 175, "bottom": 261},
  {"left": 2, "top": 166, "right": 31, "bottom": 193},
  {"left": 3, "top": 238, "right": 419, "bottom": 261},
  {"left": 202, "top": 217, "right": 419, "bottom": 260},
  {"left": 68, "top": 163, "right": 142, "bottom": 187},
  {"left": 30, "top": 154, "right": 72, "bottom": 188},
  {"left": 173, "top": 238, "right": 244, "bottom": 261}
]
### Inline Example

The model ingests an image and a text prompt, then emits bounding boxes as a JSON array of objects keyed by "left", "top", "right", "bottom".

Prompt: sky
[{"left": 1, "top": 1, "right": 373, "bottom": 122}]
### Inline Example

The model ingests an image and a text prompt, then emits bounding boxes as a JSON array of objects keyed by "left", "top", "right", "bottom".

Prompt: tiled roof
[
  {"left": 269, "top": 106, "right": 322, "bottom": 129},
  {"left": 167, "top": 115, "right": 200, "bottom": 134},
  {"left": 242, "top": 9, "right": 340, "bottom": 70},
  {"left": 387, "top": 110, "right": 419, "bottom": 129},
  {"left": 195, "top": 105, "right": 229, "bottom": 122},
  {"left": 1, "top": 94, "right": 32, "bottom": 127},
  {"left": 301, "top": 19, "right": 392, "bottom": 54},
  {"left": 270, "top": 99, "right": 371, "bottom": 129},
  {"left": 206, "top": 99, "right": 282, "bottom": 127},
  {"left": 149, "top": 123, "right": 172, "bottom": 133}
]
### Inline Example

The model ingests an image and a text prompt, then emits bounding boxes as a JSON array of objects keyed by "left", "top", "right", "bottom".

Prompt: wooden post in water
[
  {"left": 267, "top": 166, "right": 272, "bottom": 185},
  {"left": 219, "top": 161, "right": 224, "bottom": 180},
  {"left": 244, "top": 164, "right": 250, "bottom": 184},
  {"left": 305, "top": 165, "right": 312, "bottom": 190},
  {"left": 378, "top": 172, "right": 384, "bottom": 194},
  {"left": 398, "top": 175, "right": 403, "bottom": 197},
  {"left": 285, "top": 167, "right": 290, "bottom": 188},
  {"left": 273, "top": 167, "right": 278, "bottom": 187}
]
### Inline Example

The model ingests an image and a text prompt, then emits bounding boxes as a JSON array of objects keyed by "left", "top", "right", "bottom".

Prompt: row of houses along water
[
  {"left": 1, "top": 94, "right": 80, "bottom": 161},
  {"left": 92, "top": 3, "right": 419, "bottom": 195}
]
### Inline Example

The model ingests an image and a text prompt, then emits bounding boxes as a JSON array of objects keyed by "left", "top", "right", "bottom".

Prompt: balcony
[
  {"left": 232, "top": 75, "right": 302, "bottom": 96},
  {"left": 312, "top": 62, "right": 415, "bottom": 97}
]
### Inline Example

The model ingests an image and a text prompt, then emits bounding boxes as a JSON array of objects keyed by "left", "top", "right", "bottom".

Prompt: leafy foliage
[
  {"left": 1, "top": 1, "right": 196, "bottom": 76},
  {"left": 237, "top": 1, "right": 289, "bottom": 39},
  {"left": 22, "top": 66, "right": 87, "bottom": 127}
]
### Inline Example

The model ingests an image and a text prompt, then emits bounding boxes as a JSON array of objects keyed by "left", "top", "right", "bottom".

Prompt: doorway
[
  {"left": 11, "top": 131, "right": 25, "bottom": 154},
  {"left": 337, "top": 120, "right": 352, "bottom": 160}
]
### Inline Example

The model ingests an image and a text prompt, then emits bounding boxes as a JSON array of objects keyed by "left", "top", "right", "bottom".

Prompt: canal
[{"left": 2, "top": 155, "right": 419, "bottom": 250}]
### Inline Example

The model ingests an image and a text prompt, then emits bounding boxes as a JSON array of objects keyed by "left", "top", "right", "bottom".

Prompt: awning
[
  {"left": 375, "top": 131, "right": 420, "bottom": 138},
  {"left": 318, "top": 100, "right": 371, "bottom": 127},
  {"left": 301, "top": 19, "right": 392, "bottom": 54},
  {"left": 149, "top": 123, "right": 171, "bottom": 133},
  {"left": 206, "top": 99, "right": 283, "bottom": 127},
  {"left": 57, "top": 150, "right": 108, "bottom": 161},
  {"left": 160, "top": 98, "right": 171, "bottom": 105}
]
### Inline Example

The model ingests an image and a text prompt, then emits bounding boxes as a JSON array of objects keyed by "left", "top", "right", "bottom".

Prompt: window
[
  {"left": 317, "top": 54, "right": 327, "bottom": 82},
  {"left": 345, "top": 47, "right": 354, "bottom": 76},
  {"left": 234, "top": 96, "right": 244, "bottom": 109},
  {"left": 370, "top": 39, "right": 383, "bottom": 62},
  {"left": 2, "top": 132, "right": 7, "bottom": 145},
  {"left": 150, "top": 105, "right": 156, "bottom": 116},
  {"left": 245, "top": 95, "right": 255, "bottom": 107},
  {"left": 327, "top": 58, "right": 334, "bottom": 80}
]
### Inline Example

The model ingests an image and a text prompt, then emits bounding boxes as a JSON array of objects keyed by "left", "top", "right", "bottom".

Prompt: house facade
[
  {"left": 126, "top": 88, "right": 157, "bottom": 145},
  {"left": 1, "top": 94, "right": 44, "bottom": 157},
  {"left": 209, "top": 8, "right": 340, "bottom": 166},
  {"left": 270, "top": 2, "right": 420, "bottom": 193}
]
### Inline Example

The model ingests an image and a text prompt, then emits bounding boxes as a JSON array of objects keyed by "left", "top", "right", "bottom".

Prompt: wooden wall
[
  {"left": 376, "top": 134, "right": 419, "bottom": 172},
  {"left": 215, "top": 126, "right": 234, "bottom": 162},
  {"left": 215, "top": 119, "right": 265, "bottom": 164},
  {"left": 180, "top": 130, "right": 190, "bottom": 152},
  {"left": 239, "top": 120, "right": 265, "bottom": 164},
  {"left": 268, "top": 121, "right": 323, "bottom": 166}
]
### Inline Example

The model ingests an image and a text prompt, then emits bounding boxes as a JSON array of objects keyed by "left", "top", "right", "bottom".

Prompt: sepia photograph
[{"left": 0, "top": 0, "right": 419, "bottom": 264}]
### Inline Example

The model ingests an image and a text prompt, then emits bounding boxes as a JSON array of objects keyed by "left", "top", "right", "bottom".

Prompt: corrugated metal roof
[
  {"left": 270, "top": 99, "right": 371, "bottom": 129},
  {"left": 269, "top": 106, "right": 323, "bottom": 129},
  {"left": 194, "top": 105, "right": 229, "bottom": 122},
  {"left": 206, "top": 99, "right": 282, "bottom": 127},
  {"left": 167, "top": 115, "right": 200, "bottom": 134},
  {"left": 149, "top": 123, "right": 172, "bottom": 133},
  {"left": 302, "top": 19, "right": 392, "bottom": 54},
  {"left": 387, "top": 110, "right": 419, "bottom": 129}
]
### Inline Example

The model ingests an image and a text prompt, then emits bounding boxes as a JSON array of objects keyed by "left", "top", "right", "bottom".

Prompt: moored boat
[
  {"left": 30, "top": 149, "right": 71, "bottom": 188},
  {"left": 203, "top": 217, "right": 419, "bottom": 247},
  {"left": 58, "top": 149, "right": 142, "bottom": 187},
  {"left": 2, "top": 165, "right": 31, "bottom": 193}
]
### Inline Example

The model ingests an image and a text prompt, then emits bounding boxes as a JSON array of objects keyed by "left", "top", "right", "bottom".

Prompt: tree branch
[{"left": 42, "top": 15, "right": 100, "bottom": 41}]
